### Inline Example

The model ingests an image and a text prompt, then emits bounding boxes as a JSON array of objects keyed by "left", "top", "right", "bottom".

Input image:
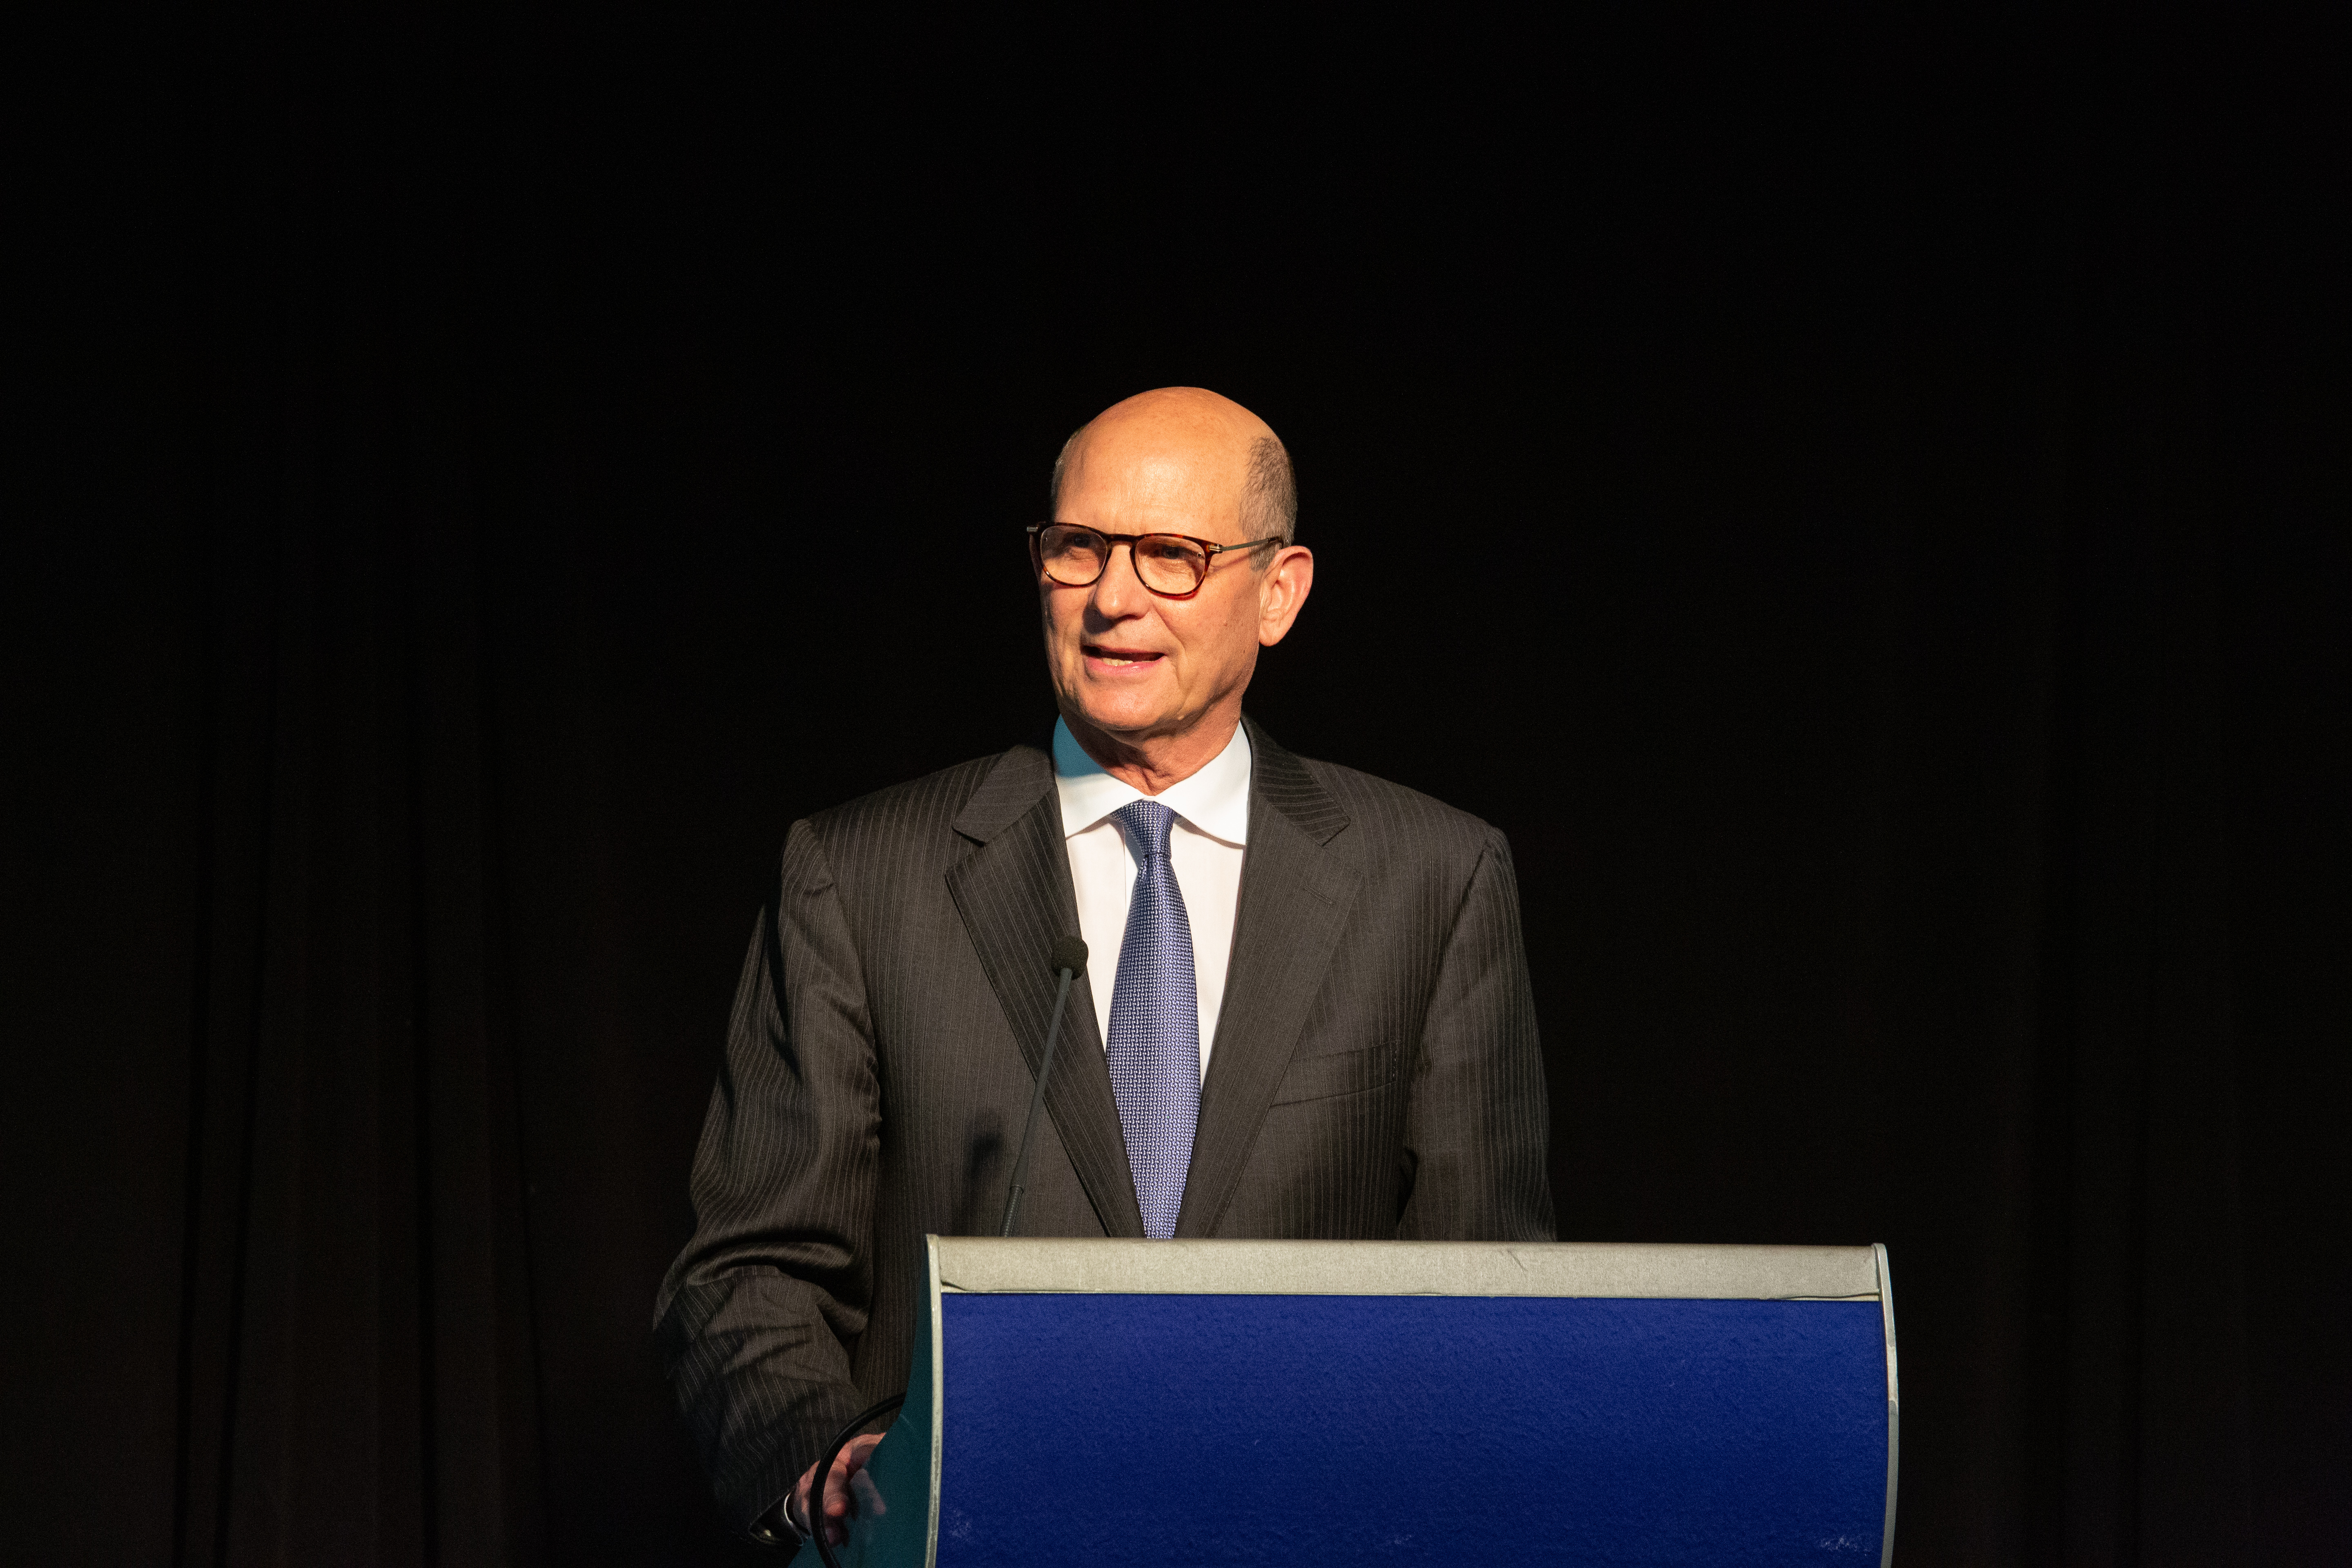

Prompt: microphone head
[{"left": 1051, "top": 935, "right": 1088, "bottom": 979}]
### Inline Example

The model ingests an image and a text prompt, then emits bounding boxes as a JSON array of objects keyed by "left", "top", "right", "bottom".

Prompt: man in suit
[{"left": 655, "top": 387, "right": 1554, "bottom": 1548}]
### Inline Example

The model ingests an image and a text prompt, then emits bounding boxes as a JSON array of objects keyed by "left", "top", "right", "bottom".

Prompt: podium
[{"left": 803, "top": 1237, "right": 1899, "bottom": 1567}]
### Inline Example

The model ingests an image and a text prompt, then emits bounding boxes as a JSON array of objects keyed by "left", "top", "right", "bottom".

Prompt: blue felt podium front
[{"left": 806, "top": 1240, "right": 1898, "bottom": 1568}]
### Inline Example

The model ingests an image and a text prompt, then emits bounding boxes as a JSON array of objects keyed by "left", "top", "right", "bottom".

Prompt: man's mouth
[{"left": 1083, "top": 644, "right": 1165, "bottom": 668}]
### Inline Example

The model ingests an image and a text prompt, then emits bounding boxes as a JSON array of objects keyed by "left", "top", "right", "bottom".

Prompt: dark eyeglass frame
[{"left": 1026, "top": 523, "right": 1287, "bottom": 600}]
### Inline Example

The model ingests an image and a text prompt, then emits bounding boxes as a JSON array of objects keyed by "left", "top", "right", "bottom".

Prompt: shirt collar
[{"left": 1051, "top": 717, "right": 1252, "bottom": 848}]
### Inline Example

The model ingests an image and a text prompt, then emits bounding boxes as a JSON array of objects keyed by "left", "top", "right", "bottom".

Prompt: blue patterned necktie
[{"left": 1105, "top": 800, "right": 1200, "bottom": 1240}]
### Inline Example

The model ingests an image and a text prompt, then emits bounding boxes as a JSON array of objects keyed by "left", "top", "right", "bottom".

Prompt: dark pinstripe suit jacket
[{"left": 655, "top": 719, "right": 1554, "bottom": 1531}]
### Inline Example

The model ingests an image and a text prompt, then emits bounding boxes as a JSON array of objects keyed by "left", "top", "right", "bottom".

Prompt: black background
[{"left": 8, "top": 11, "right": 2345, "bottom": 1566}]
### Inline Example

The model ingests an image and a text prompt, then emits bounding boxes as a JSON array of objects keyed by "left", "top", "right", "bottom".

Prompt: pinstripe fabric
[{"left": 654, "top": 719, "right": 1554, "bottom": 1537}]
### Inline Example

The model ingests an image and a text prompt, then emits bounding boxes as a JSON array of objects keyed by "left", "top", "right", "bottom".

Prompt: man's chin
[{"left": 1062, "top": 693, "right": 1186, "bottom": 748}]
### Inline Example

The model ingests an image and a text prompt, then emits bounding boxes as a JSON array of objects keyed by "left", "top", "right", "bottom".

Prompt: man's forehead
[
  {"left": 1060, "top": 464, "right": 1243, "bottom": 542},
  {"left": 1065, "top": 439, "right": 1242, "bottom": 498}
]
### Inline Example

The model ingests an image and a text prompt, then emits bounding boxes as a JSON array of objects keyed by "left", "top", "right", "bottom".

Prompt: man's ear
[{"left": 1256, "top": 546, "right": 1315, "bottom": 647}]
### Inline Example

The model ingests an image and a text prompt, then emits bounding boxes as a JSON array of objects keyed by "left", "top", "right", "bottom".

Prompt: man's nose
[{"left": 1088, "top": 541, "right": 1152, "bottom": 619}]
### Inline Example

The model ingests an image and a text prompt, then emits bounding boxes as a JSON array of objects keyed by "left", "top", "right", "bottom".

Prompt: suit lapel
[
  {"left": 944, "top": 746, "right": 1145, "bottom": 1239},
  {"left": 1175, "top": 720, "right": 1361, "bottom": 1238}
]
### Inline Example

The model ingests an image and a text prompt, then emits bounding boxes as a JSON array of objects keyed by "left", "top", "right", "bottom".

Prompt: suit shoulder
[
  {"left": 1293, "top": 754, "right": 1506, "bottom": 861},
  {"left": 797, "top": 752, "right": 1004, "bottom": 859}
]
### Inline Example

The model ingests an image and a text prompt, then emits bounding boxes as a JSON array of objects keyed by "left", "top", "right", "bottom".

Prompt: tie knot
[{"left": 1113, "top": 799, "right": 1178, "bottom": 862}]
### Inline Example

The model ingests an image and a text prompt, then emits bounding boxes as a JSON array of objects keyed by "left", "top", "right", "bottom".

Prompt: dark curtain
[{"left": 7, "top": 12, "right": 2343, "bottom": 1566}]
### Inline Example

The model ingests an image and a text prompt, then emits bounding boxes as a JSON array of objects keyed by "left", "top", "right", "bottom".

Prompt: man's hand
[{"left": 792, "top": 1432, "right": 885, "bottom": 1547}]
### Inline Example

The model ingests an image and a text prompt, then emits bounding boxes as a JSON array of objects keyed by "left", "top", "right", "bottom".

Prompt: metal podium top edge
[{"left": 931, "top": 1238, "right": 1883, "bottom": 1300}]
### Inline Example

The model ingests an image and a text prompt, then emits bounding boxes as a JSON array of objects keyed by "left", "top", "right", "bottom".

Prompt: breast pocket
[{"left": 1268, "top": 1043, "right": 1397, "bottom": 1106}]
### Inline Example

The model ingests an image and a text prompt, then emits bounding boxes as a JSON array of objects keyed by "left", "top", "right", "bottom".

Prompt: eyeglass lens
[{"left": 1037, "top": 525, "right": 1209, "bottom": 594}]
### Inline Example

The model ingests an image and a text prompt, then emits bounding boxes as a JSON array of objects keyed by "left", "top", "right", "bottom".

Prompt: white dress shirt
[{"left": 1052, "top": 717, "right": 1251, "bottom": 1080}]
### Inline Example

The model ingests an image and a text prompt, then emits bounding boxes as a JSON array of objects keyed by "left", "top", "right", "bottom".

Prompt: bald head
[{"left": 1051, "top": 387, "right": 1297, "bottom": 548}]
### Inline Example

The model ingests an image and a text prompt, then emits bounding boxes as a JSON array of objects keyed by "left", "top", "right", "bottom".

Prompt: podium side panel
[
  {"left": 1876, "top": 1243, "right": 1899, "bottom": 1568},
  {"left": 815, "top": 1241, "right": 944, "bottom": 1568}
]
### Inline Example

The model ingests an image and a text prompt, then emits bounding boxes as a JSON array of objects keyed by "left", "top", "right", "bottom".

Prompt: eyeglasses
[{"left": 1027, "top": 523, "right": 1286, "bottom": 600}]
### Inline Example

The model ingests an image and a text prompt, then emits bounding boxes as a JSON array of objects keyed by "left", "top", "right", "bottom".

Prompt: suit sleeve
[
  {"left": 653, "top": 819, "right": 879, "bottom": 1536},
  {"left": 1396, "top": 826, "right": 1557, "bottom": 1241}
]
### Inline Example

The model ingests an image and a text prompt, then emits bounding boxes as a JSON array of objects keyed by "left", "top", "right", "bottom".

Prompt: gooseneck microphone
[{"left": 999, "top": 936, "right": 1088, "bottom": 1237}]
